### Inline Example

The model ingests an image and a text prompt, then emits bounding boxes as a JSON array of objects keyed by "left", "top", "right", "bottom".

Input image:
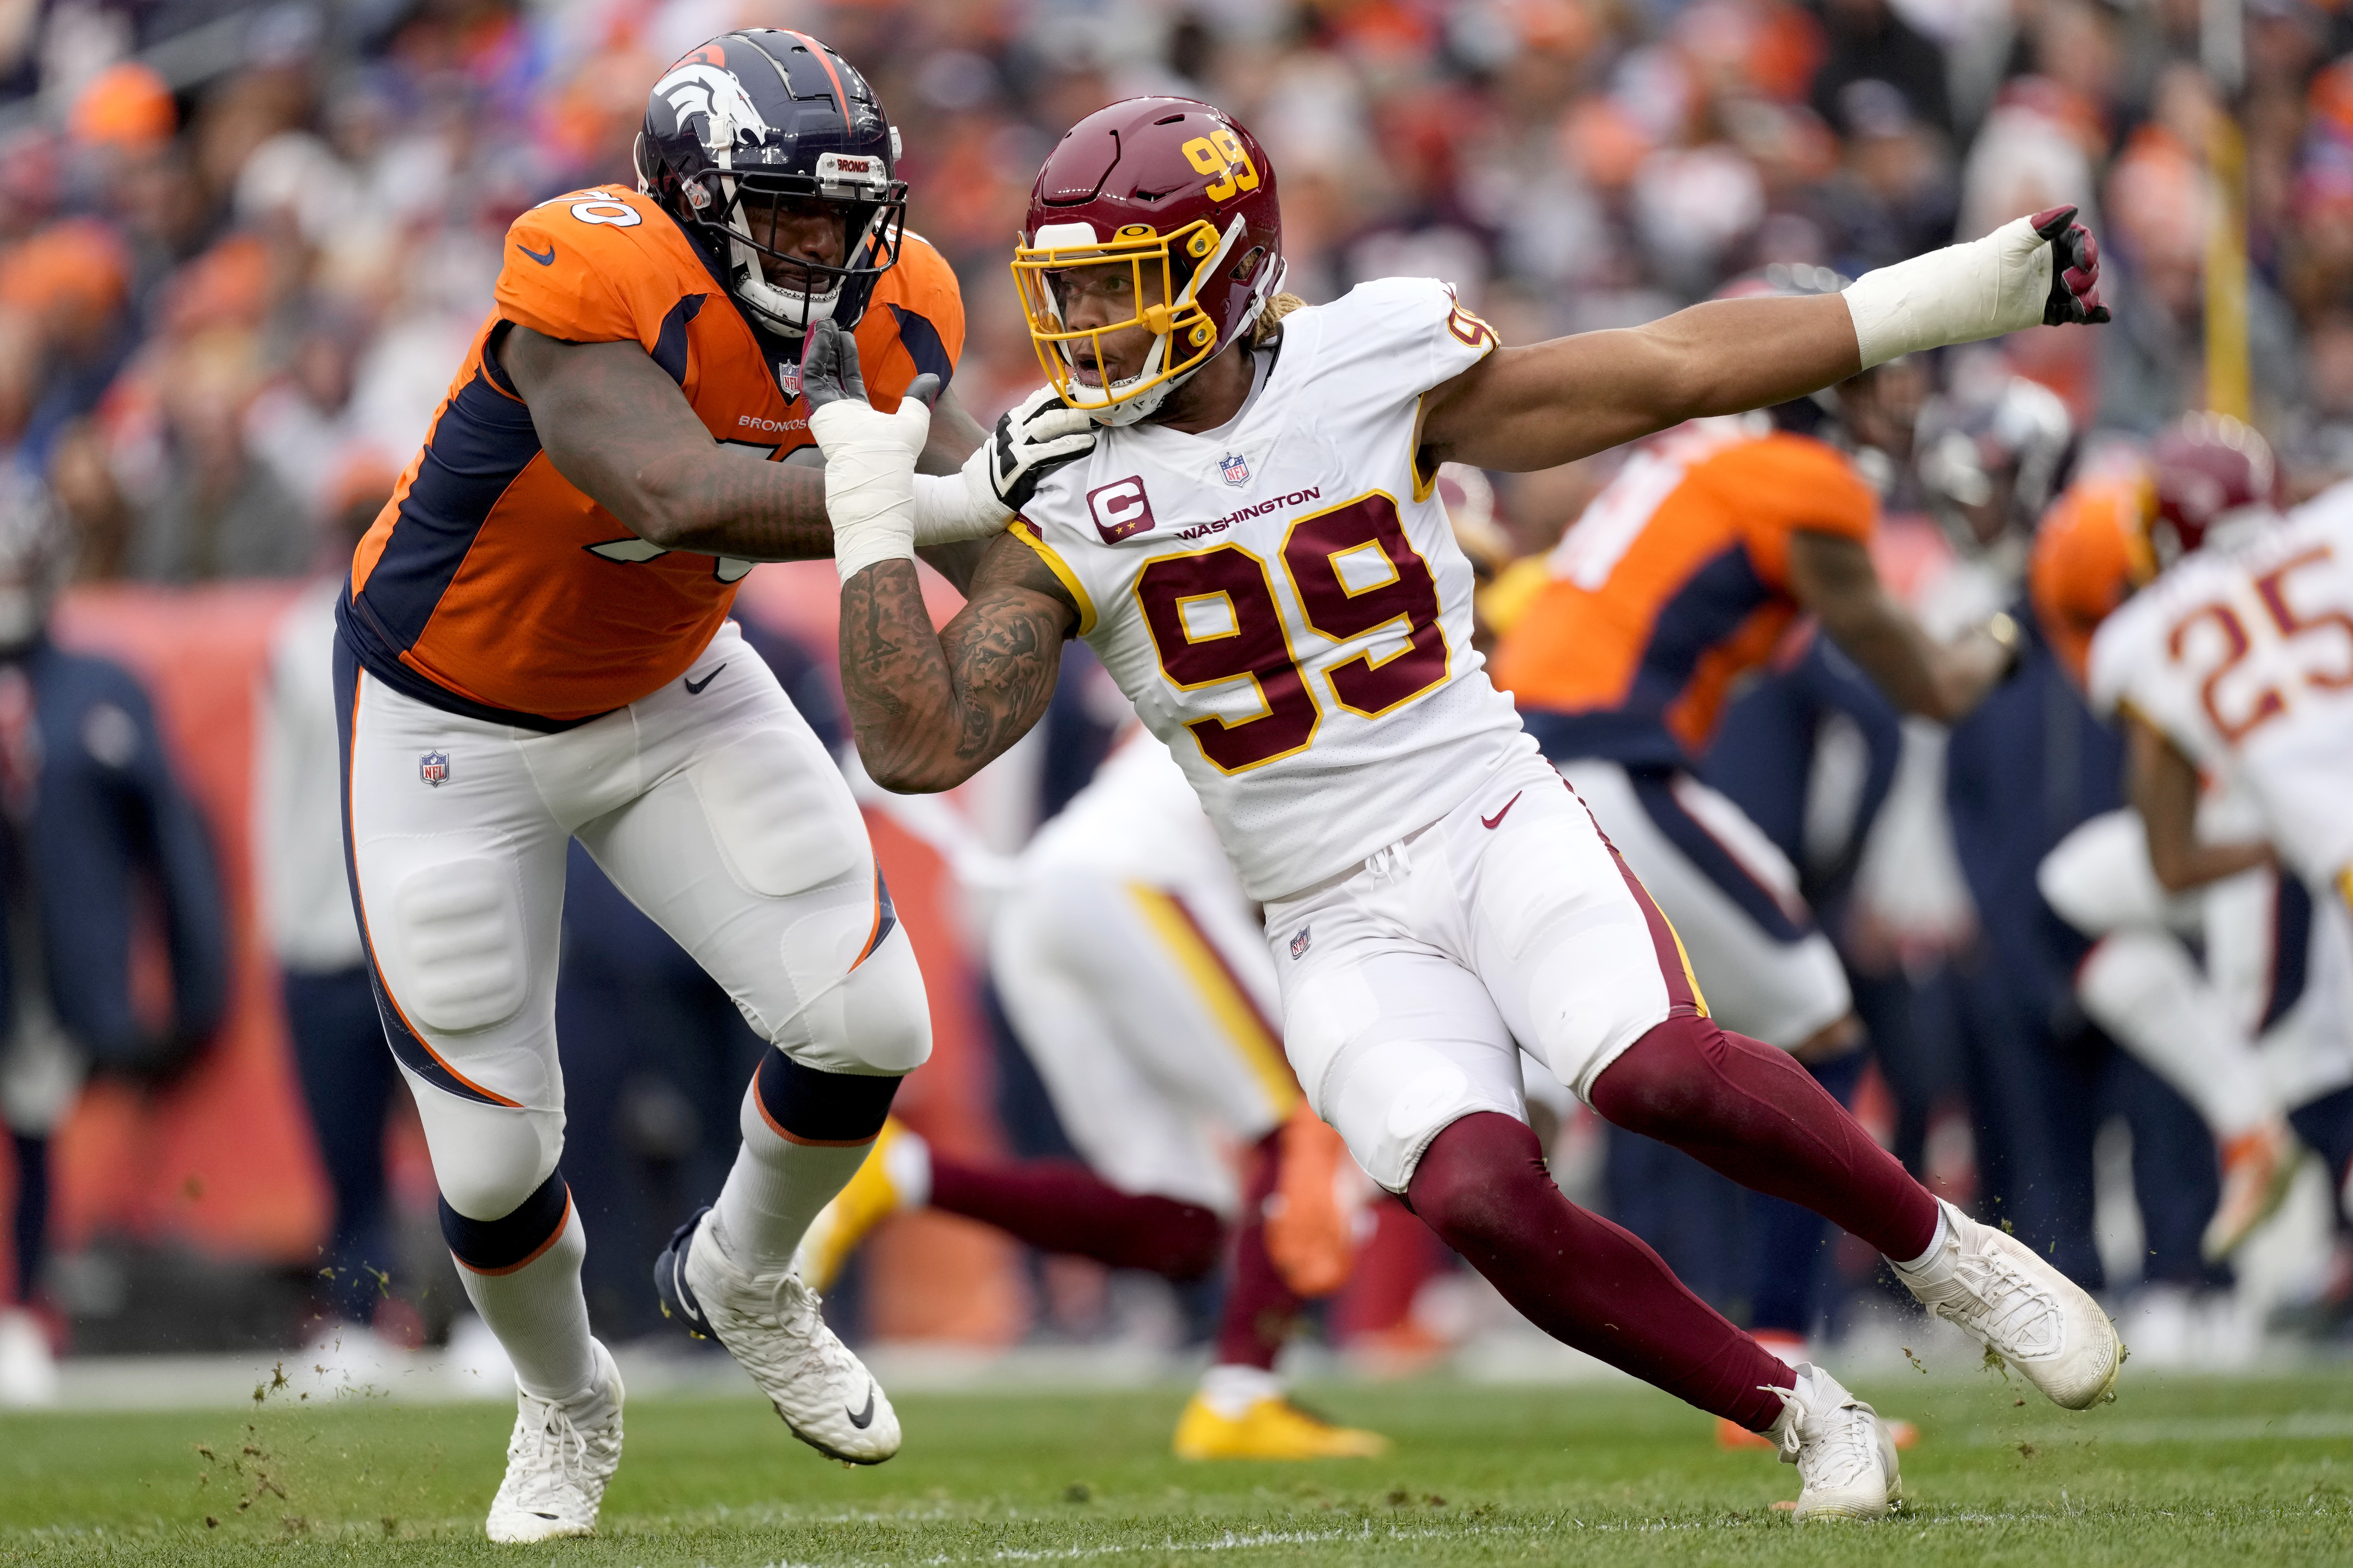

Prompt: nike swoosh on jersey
[
  {"left": 845, "top": 1387, "right": 877, "bottom": 1429},
  {"left": 1481, "top": 791, "right": 1523, "bottom": 830},
  {"left": 684, "top": 663, "right": 726, "bottom": 694},
  {"left": 516, "top": 241, "right": 556, "bottom": 266}
]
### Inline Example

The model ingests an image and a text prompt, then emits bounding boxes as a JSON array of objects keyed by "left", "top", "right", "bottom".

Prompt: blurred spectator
[
  {"left": 255, "top": 452, "right": 411, "bottom": 1366},
  {"left": 0, "top": 463, "right": 228, "bottom": 1403}
]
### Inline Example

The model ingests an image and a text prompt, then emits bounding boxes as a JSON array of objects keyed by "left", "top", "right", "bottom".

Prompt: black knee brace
[
  {"left": 439, "top": 1168, "right": 572, "bottom": 1275},
  {"left": 752, "top": 1050, "right": 901, "bottom": 1146}
]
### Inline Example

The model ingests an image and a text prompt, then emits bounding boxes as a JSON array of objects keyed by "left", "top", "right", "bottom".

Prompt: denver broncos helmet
[
  {"left": 1013, "top": 97, "right": 1286, "bottom": 426},
  {"left": 636, "top": 30, "right": 906, "bottom": 338}
]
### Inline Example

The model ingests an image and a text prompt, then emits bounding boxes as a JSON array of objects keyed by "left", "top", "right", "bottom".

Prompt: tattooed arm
[
  {"left": 840, "top": 531, "right": 1078, "bottom": 792},
  {"left": 498, "top": 325, "right": 988, "bottom": 563}
]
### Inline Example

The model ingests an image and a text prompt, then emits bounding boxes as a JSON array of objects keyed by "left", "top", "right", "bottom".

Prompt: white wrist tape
[
  {"left": 912, "top": 468, "right": 1012, "bottom": 547},
  {"left": 832, "top": 508, "right": 915, "bottom": 584},
  {"left": 1842, "top": 214, "right": 2054, "bottom": 370},
  {"left": 811, "top": 397, "right": 930, "bottom": 585}
]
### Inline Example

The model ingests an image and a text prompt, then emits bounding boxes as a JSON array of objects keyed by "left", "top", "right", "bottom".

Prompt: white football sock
[
  {"left": 711, "top": 1079, "right": 877, "bottom": 1277},
  {"left": 1198, "top": 1363, "right": 1283, "bottom": 1420},
  {"left": 456, "top": 1208, "right": 595, "bottom": 1402},
  {"left": 2077, "top": 931, "right": 2279, "bottom": 1138},
  {"left": 1895, "top": 1204, "right": 1952, "bottom": 1274}
]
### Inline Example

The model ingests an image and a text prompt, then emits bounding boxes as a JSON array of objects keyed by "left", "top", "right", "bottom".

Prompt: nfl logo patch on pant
[{"left": 419, "top": 750, "right": 451, "bottom": 788}]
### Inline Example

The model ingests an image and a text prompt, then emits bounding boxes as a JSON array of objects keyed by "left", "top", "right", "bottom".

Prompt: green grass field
[{"left": 4, "top": 1368, "right": 2350, "bottom": 1566}]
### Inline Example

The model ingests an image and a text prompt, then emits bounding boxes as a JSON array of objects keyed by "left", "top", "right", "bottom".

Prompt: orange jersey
[
  {"left": 340, "top": 185, "right": 963, "bottom": 726},
  {"left": 1489, "top": 421, "right": 1876, "bottom": 764}
]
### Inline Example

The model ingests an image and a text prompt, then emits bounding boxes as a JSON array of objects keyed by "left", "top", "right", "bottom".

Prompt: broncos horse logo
[{"left": 654, "top": 61, "right": 773, "bottom": 155}]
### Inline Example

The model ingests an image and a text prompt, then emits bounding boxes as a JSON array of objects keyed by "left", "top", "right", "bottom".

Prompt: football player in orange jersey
[
  {"left": 804, "top": 99, "right": 2121, "bottom": 1519},
  {"left": 332, "top": 32, "right": 1083, "bottom": 1541}
]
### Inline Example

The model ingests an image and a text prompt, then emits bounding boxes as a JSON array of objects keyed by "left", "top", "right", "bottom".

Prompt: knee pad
[
  {"left": 744, "top": 1049, "right": 902, "bottom": 1146},
  {"left": 773, "top": 907, "right": 933, "bottom": 1074},
  {"left": 438, "top": 1167, "right": 573, "bottom": 1275},
  {"left": 381, "top": 852, "right": 530, "bottom": 1034},
  {"left": 409, "top": 1087, "right": 564, "bottom": 1223}
]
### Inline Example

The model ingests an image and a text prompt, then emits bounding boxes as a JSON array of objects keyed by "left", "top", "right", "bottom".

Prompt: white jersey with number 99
[
  {"left": 1007, "top": 277, "right": 1535, "bottom": 900},
  {"left": 2087, "top": 487, "right": 2353, "bottom": 888}
]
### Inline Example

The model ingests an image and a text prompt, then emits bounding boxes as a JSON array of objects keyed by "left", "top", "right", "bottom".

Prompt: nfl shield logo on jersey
[
  {"left": 1219, "top": 452, "right": 1249, "bottom": 487},
  {"left": 419, "top": 750, "right": 451, "bottom": 788},
  {"left": 1289, "top": 925, "right": 1311, "bottom": 960},
  {"left": 776, "top": 359, "right": 802, "bottom": 399}
]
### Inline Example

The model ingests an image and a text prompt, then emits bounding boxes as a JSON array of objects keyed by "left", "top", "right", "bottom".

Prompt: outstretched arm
[
  {"left": 840, "top": 531, "right": 1078, "bottom": 791},
  {"left": 2125, "top": 712, "right": 2274, "bottom": 892},
  {"left": 1785, "top": 531, "right": 2013, "bottom": 724},
  {"left": 1422, "top": 294, "right": 1860, "bottom": 472},
  {"left": 1421, "top": 207, "right": 2106, "bottom": 473}
]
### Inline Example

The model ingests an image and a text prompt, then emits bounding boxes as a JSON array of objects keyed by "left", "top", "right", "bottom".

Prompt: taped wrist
[
  {"left": 1842, "top": 215, "right": 2054, "bottom": 370},
  {"left": 833, "top": 508, "right": 915, "bottom": 584}
]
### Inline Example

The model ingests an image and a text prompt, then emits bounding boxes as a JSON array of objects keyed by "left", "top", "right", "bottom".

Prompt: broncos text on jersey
[{"left": 340, "top": 184, "right": 962, "bottom": 727}]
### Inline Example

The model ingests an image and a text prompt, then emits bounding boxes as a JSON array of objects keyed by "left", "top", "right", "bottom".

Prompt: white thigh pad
[
  {"left": 692, "top": 730, "right": 864, "bottom": 898},
  {"left": 1282, "top": 946, "right": 1524, "bottom": 1193},
  {"left": 386, "top": 849, "right": 530, "bottom": 1034}
]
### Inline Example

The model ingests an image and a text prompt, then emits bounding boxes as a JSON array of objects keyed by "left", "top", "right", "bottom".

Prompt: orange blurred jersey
[
  {"left": 1488, "top": 422, "right": 1876, "bottom": 765},
  {"left": 2029, "top": 475, "right": 2155, "bottom": 690},
  {"left": 341, "top": 185, "right": 963, "bottom": 726}
]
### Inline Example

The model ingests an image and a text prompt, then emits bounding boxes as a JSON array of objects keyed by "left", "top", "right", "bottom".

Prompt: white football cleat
[
  {"left": 658, "top": 1206, "right": 900, "bottom": 1463},
  {"left": 1891, "top": 1198, "right": 2121, "bottom": 1409},
  {"left": 1766, "top": 1362, "right": 1901, "bottom": 1521},
  {"left": 483, "top": 1338, "right": 623, "bottom": 1543}
]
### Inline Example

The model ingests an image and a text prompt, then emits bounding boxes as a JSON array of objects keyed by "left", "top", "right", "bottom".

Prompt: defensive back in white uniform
[{"left": 2088, "top": 489, "right": 2353, "bottom": 899}]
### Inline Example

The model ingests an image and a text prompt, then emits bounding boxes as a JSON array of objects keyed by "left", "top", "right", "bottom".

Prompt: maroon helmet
[
  {"left": 2150, "top": 412, "right": 2282, "bottom": 563},
  {"left": 1012, "top": 97, "right": 1284, "bottom": 425}
]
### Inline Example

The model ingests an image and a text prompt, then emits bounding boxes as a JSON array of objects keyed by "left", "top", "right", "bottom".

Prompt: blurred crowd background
[{"left": 0, "top": 0, "right": 2349, "bottom": 1402}]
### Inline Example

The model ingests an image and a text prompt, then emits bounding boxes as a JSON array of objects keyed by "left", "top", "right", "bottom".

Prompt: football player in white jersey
[
  {"left": 803, "top": 98, "right": 2120, "bottom": 1519},
  {"left": 2058, "top": 417, "right": 2353, "bottom": 1238}
]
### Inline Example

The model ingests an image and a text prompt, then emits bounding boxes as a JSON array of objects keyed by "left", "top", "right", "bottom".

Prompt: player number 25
[
  {"left": 1182, "top": 131, "right": 1260, "bottom": 204},
  {"left": 1135, "top": 493, "right": 1448, "bottom": 772},
  {"left": 2167, "top": 542, "right": 2353, "bottom": 743}
]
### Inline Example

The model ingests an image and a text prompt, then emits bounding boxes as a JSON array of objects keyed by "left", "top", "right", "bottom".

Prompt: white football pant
[
  {"left": 990, "top": 861, "right": 1294, "bottom": 1217},
  {"left": 1264, "top": 751, "right": 1700, "bottom": 1193},
  {"left": 341, "top": 621, "right": 931, "bottom": 1221}
]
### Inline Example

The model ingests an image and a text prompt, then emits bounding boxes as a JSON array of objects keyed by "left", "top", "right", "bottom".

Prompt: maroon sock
[
  {"left": 1590, "top": 1013, "right": 1939, "bottom": 1262},
  {"left": 1409, "top": 1113, "right": 1791, "bottom": 1430},
  {"left": 927, "top": 1156, "right": 1224, "bottom": 1279},
  {"left": 1212, "top": 1129, "right": 1304, "bottom": 1370}
]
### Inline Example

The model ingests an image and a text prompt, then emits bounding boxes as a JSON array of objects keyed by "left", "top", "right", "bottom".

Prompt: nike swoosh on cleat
[
  {"left": 845, "top": 1387, "right": 877, "bottom": 1429},
  {"left": 516, "top": 241, "right": 556, "bottom": 266},
  {"left": 1481, "top": 791, "right": 1523, "bottom": 830},
  {"left": 684, "top": 663, "right": 726, "bottom": 694}
]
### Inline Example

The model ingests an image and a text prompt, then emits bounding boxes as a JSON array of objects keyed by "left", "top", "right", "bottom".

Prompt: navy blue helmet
[{"left": 635, "top": 29, "right": 906, "bottom": 337}]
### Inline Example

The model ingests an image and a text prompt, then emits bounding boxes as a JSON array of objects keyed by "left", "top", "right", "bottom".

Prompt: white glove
[
  {"left": 911, "top": 455, "right": 1015, "bottom": 547},
  {"left": 1843, "top": 205, "right": 2110, "bottom": 370},
  {"left": 801, "top": 319, "right": 936, "bottom": 584},
  {"left": 982, "top": 385, "right": 1097, "bottom": 513}
]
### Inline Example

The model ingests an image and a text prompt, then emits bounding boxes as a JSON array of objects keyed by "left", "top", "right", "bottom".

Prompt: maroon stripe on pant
[{"left": 1562, "top": 775, "right": 1704, "bottom": 1017}]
